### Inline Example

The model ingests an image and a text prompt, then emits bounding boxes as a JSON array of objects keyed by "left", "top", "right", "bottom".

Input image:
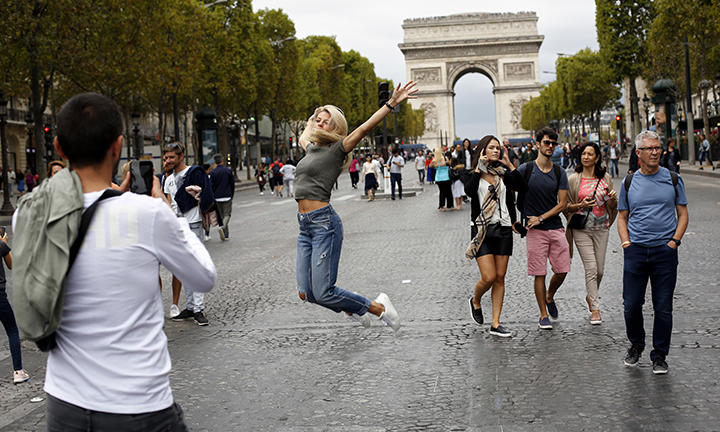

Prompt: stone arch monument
[{"left": 399, "top": 12, "right": 544, "bottom": 148}]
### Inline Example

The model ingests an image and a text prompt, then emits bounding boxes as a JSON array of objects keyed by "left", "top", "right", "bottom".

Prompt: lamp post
[
  {"left": 642, "top": 93, "right": 650, "bottom": 129},
  {"left": 131, "top": 111, "right": 141, "bottom": 159},
  {"left": 0, "top": 92, "right": 15, "bottom": 215},
  {"left": 228, "top": 118, "right": 238, "bottom": 178},
  {"left": 652, "top": 78, "right": 676, "bottom": 147}
]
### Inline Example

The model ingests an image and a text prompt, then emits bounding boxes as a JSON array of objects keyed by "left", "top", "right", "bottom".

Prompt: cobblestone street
[{"left": 2, "top": 168, "right": 719, "bottom": 431}]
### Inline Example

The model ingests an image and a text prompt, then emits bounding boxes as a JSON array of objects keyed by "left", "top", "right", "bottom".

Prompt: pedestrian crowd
[{"left": 0, "top": 81, "right": 693, "bottom": 432}]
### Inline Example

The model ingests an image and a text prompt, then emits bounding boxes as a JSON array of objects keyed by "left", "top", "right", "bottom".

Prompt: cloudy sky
[{"left": 252, "top": 0, "right": 599, "bottom": 139}]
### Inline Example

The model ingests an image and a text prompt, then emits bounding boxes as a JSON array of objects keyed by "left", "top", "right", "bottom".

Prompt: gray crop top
[{"left": 294, "top": 139, "right": 349, "bottom": 202}]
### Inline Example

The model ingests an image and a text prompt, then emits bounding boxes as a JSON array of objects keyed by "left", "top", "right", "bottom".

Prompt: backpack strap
[
  {"left": 67, "top": 189, "right": 124, "bottom": 271},
  {"left": 552, "top": 164, "right": 562, "bottom": 194},
  {"left": 623, "top": 170, "right": 679, "bottom": 210}
]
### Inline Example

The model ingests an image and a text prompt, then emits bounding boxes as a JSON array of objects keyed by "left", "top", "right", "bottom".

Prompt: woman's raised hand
[{"left": 389, "top": 81, "right": 419, "bottom": 105}]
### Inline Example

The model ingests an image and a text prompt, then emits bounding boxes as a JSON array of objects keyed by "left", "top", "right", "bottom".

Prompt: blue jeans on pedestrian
[
  {"left": 296, "top": 205, "right": 370, "bottom": 315},
  {"left": 390, "top": 173, "right": 402, "bottom": 198},
  {"left": 609, "top": 159, "right": 619, "bottom": 178},
  {"left": 622, "top": 243, "right": 678, "bottom": 361},
  {"left": 0, "top": 286, "right": 22, "bottom": 371}
]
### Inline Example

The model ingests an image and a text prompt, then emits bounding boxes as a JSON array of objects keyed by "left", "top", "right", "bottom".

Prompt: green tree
[
  {"left": 257, "top": 8, "right": 298, "bottom": 159},
  {"left": 596, "top": 0, "right": 654, "bottom": 138},
  {"left": 341, "top": 50, "right": 377, "bottom": 130}
]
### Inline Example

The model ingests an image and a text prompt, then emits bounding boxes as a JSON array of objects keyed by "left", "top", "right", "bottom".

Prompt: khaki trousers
[{"left": 572, "top": 228, "right": 609, "bottom": 311}]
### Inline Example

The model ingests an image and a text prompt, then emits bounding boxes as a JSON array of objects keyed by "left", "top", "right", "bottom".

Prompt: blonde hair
[
  {"left": 121, "top": 161, "right": 132, "bottom": 177},
  {"left": 300, "top": 105, "right": 351, "bottom": 170}
]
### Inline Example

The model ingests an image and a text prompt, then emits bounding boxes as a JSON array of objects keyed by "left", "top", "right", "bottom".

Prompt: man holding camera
[{"left": 16, "top": 92, "right": 216, "bottom": 429}]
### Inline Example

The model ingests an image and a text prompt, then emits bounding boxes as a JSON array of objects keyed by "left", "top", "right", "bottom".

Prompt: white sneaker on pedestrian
[
  {"left": 203, "top": 233, "right": 211, "bottom": 242},
  {"left": 347, "top": 313, "right": 372, "bottom": 328},
  {"left": 13, "top": 369, "right": 30, "bottom": 384},
  {"left": 218, "top": 227, "right": 226, "bottom": 241},
  {"left": 375, "top": 293, "right": 400, "bottom": 331},
  {"left": 169, "top": 304, "right": 180, "bottom": 318}
]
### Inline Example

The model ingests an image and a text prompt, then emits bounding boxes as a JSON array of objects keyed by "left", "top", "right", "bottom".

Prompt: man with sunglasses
[
  {"left": 163, "top": 142, "right": 216, "bottom": 326},
  {"left": 517, "top": 127, "right": 570, "bottom": 330},
  {"left": 618, "top": 130, "right": 688, "bottom": 375}
]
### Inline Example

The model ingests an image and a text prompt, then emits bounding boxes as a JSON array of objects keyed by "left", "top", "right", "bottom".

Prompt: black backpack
[
  {"left": 622, "top": 170, "right": 679, "bottom": 210},
  {"left": 516, "top": 161, "right": 562, "bottom": 221},
  {"left": 272, "top": 163, "right": 282, "bottom": 177}
]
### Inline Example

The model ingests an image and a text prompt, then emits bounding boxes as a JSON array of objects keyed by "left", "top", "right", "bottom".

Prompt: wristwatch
[
  {"left": 670, "top": 238, "right": 681, "bottom": 247},
  {"left": 538, "top": 216, "right": 544, "bottom": 224}
]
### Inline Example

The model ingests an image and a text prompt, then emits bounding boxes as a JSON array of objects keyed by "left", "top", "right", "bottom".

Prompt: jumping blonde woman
[{"left": 294, "top": 82, "right": 418, "bottom": 330}]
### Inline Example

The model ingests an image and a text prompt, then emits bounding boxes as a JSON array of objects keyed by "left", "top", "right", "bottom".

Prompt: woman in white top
[
  {"left": 464, "top": 135, "right": 524, "bottom": 338},
  {"left": 359, "top": 154, "right": 380, "bottom": 201},
  {"left": 279, "top": 161, "right": 296, "bottom": 198}
]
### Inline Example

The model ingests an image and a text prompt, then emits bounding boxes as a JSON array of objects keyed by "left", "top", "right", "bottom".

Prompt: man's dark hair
[
  {"left": 535, "top": 127, "right": 558, "bottom": 143},
  {"left": 56, "top": 93, "right": 123, "bottom": 167},
  {"left": 392, "top": 148, "right": 399, "bottom": 155},
  {"left": 213, "top": 153, "right": 224, "bottom": 165}
]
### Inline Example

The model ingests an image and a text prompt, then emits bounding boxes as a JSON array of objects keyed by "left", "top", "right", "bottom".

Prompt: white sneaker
[
  {"left": 13, "top": 369, "right": 30, "bottom": 384},
  {"left": 218, "top": 227, "right": 226, "bottom": 241},
  {"left": 203, "top": 233, "right": 211, "bottom": 242},
  {"left": 260, "top": 192, "right": 264, "bottom": 195},
  {"left": 169, "top": 304, "right": 180, "bottom": 318},
  {"left": 347, "top": 313, "right": 372, "bottom": 328},
  {"left": 375, "top": 293, "right": 400, "bottom": 331}
]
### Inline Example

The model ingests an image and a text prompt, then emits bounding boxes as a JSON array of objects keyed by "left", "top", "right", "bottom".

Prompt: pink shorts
[{"left": 526, "top": 228, "right": 571, "bottom": 276}]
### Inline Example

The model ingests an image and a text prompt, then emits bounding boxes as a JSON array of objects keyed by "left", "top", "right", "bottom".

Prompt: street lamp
[
  {"left": 0, "top": 91, "right": 15, "bottom": 215},
  {"left": 228, "top": 118, "right": 238, "bottom": 177},
  {"left": 270, "top": 36, "right": 295, "bottom": 47},
  {"left": 652, "top": 78, "right": 677, "bottom": 146},
  {"left": 131, "top": 111, "right": 141, "bottom": 159},
  {"left": 642, "top": 93, "right": 650, "bottom": 128}
]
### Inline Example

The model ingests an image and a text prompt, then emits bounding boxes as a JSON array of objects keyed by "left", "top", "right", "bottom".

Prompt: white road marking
[
  {"left": 236, "top": 202, "right": 262, "bottom": 208},
  {"left": 271, "top": 199, "right": 295, "bottom": 206},
  {"left": 335, "top": 194, "right": 356, "bottom": 201}
]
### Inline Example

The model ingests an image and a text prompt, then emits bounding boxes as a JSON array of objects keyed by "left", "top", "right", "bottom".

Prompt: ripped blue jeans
[{"left": 296, "top": 205, "right": 371, "bottom": 315}]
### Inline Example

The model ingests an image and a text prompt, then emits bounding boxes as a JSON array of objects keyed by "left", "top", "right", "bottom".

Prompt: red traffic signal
[
  {"left": 615, "top": 115, "right": 621, "bottom": 122},
  {"left": 43, "top": 126, "right": 51, "bottom": 133}
]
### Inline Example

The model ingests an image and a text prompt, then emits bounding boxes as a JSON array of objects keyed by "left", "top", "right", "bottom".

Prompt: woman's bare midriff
[{"left": 297, "top": 199, "right": 329, "bottom": 214}]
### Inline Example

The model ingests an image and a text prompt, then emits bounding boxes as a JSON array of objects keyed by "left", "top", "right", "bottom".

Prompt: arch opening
[{"left": 453, "top": 71, "right": 496, "bottom": 140}]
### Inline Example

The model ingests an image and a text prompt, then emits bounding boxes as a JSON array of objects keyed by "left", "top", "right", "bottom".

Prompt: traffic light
[
  {"left": 615, "top": 115, "right": 622, "bottom": 122},
  {"left": 43, "top": 124, "right": 53, "bottom": 156},
  {"left": 378, "top": 82, "right": 389, "bottom": 107},
  {"left": 289, "top": 137, "right": 294, "bottom": 146}
]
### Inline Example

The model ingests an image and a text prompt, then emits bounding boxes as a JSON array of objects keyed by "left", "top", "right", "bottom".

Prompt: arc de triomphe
[{"left": 399, "top": 12, "right": 544, "bottom": 148}]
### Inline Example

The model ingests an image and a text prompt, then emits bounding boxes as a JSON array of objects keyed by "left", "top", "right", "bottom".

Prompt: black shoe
[
  {"left": 652, "top": 358, "right": 668, "bottom": 375},
  {"left": 391, "top": 197, "right": 395, "bottom": 200},
  {"left": 193, "top": 311, "right": 209, "bottom": 326},
  {"left": 624, "top": 345, "right": 643, "bottom": 366},
  {"left": 172, "top": 308, "right": 194, "bottom": 321},
  {"left": 489, "top": 325, "right": 512, "bottom": 338},
  {"left": 546, "top": 301, "right": 559, "bottom": 319},
  {"left": 469, "top": 297, "right": 483, "bottom": 325}
]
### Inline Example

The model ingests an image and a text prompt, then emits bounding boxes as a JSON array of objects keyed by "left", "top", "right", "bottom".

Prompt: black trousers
[
  {"left": 436, "top": 180, "right": 453, "bottom": 208},
  {"left": 47, "top": 395, "right": 188, "bottom": 432},
  {"left": 390, "top": 173, "right": 402, "bottom": 198},
  {"left": 350, "top": 171, "right": 359, "bottom": 186}
]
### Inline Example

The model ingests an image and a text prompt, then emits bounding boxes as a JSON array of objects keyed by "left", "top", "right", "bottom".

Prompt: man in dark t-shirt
[{"left": 517, "top": 127, "right": 570, "bottom": 330}]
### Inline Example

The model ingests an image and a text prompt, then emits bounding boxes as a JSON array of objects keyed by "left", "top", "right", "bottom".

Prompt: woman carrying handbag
[
  {"left": 464, "top": 135, "right": 524, "bottom": 337},
  {"left": 565, "top": 143, "right": 618, "bottom": 325}
]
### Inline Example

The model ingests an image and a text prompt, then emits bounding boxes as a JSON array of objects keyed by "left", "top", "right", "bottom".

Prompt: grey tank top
[{"left": 294, "top": 139, "right": 348, "bottom": 202}]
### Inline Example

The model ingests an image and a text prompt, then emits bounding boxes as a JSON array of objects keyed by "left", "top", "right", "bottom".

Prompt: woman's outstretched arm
[{"left": 342, "top": 82, "right": 418, "bottom": 153}]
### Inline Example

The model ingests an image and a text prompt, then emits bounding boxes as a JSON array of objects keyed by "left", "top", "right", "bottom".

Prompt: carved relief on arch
[
  {"left": 411, "top": 67, "right": 442, "bottom": 84},
  {"left": 446, "top": 60, "right": 498, "bottom": 86},
  {"left": 420, "top": 102, "right": 438, "bottom": 133}
]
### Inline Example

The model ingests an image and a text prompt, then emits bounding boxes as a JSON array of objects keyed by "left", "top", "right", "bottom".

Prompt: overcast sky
[{"left": 252, "top": 0, "right": 599, "bottom": 139}]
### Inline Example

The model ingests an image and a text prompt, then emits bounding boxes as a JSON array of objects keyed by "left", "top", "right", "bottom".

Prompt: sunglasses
[
  {"left": 163, "top": 142, "right": 185, "bottom": 154},
  {"left": 542, "top": 140, "right": 558, "bottom": 146}
]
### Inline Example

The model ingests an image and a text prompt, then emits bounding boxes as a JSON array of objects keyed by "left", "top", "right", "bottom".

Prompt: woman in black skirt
[
  {"left": 360, "top": 154, "right": 380, "bottom": 201},
  {"left": 464, "top": 135, "right": 525, "bottom": 337}
]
